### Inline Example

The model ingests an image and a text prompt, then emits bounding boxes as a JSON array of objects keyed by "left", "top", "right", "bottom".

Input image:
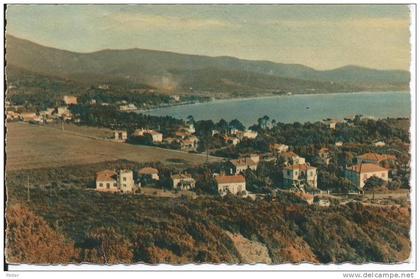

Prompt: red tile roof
[
  {"left": 319, "top": 148, "right": 330, "bottom": 153},
  {"left": 139, "top": 167, "right": 159, "bottom": 175},
  {"left": 280, "top": 151, "right": 299, "bottom": 158},
  {"left": 295, "top": 192, "right": 314, "bottom": 201},
  {"left": 347, "top": 163, "right": 388, "bottom": 173},
  {"left": 216, "top": 175, "right": 246, "bottom": 184},
  {"left": 96, "top": 170, "right": 117, "bottom": 181},
  {"left": 230, "top": 157, "right": 258, "bottom": 167},
  {"left": 358, "top": 152, "right": 396, "bottom": 162},
  {"left": 145, "top": 130, "right": 162, "bottom": 136}
]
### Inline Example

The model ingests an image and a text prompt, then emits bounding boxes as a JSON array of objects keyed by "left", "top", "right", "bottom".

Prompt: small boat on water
[{"left": 306, "top": 106, "right": 310, "bottom": 109}]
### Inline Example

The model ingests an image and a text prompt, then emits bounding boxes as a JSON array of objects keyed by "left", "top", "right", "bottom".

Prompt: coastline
[{"left": 137, "top": 90, "right": 410, "bottom": 114}]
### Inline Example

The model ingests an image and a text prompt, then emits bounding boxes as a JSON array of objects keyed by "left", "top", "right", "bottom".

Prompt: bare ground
[{"left": 225, "top": 231, "right": 272, "bottom": 264}]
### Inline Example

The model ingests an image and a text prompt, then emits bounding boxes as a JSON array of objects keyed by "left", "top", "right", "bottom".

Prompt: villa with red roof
[
  {"left": 215, "top": 175, "right": 247, "bottom": 196},
  {"left": 138, "top": 167, "right": 159, "bottom": 181},
  {"left": 95, "top": 169, "right": 135, "bottom": 193},
  {"left": 344, "top": 163, "right": 389, "bottom": 189},
  {"left": 356, "top": 152, "right": 397, "bottom": 166}
]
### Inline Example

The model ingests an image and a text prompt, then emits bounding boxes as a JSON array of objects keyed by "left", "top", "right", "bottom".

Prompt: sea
[{"left": 144, "top": 91, "right": 411, "bottom": 127}]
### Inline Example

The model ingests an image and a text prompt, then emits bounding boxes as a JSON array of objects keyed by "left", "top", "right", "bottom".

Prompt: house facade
[
  {"left": 19, "top": 112, "right": 37, "bottom": 122},
  {"left": 171, "top": 174, "right": 196, "bottom": 190},
  {"left": 138, "top": 167, "right": 160, "bottom": 181},
  {"left": 318, "top": 148, "right": 331, "bottom": 165},
  {"left": 119, "top": 104, "right": 137, "bottom": 112},
  {"left": 118, "top": 170, "right": 135, "bottom": 192},
  {"left": 135, "top": 129, "right": 163, "bottom": 143},
  {"left": 96, "top": 169, "right": 135, "bottom": 193},
  {"left": 114, "top": 130, "right": 128, "bottom": 142},
  {"left": 241, "top": 130, "right": 258, "bottom": 139},
  {"left": 147, "top": 130, "right": 163, "bottom": 143},
  {"left": 324, "top": 119, "right": 341, "bottom": 129},
  {"left": 279, "top": 151, "right": 306, "bottom": 165},
  {"left": 216, "top": 175, "right": 246, "bottom": 196},
  {"left": 63, "top": 95, "right": 78, "bottom": 105},
  {"left": 229, "top": 157, "right": 258, "bottom": 174},
  {"left": 270, "top": 143, "right": 289, "bottom": 155},
  {"left": 180, "top": 136, "right": 199, "bottom": 152},
  {"left": 344, "top": 163, "right": 389, "bottom": 189},
  {"left": 282, "top": 164, "right": 318, "bottom": 189}
]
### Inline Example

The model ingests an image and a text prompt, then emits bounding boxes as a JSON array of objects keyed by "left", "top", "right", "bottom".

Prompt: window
[
  {"left": 123, "top": 177, "right": 127, "bottom": 181},
  {"left": 99, "top": 183, "right": 103, "bottom": 187},
  {"left": 106, "top": 183, "right": 110, "bottom": 189}
]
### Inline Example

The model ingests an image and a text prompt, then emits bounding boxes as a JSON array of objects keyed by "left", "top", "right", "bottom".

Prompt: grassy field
[{"left": 6, "top": 122, "right": 221, "bottom": 171}]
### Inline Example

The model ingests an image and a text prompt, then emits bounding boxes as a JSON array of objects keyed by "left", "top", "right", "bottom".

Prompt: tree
[
  {"left": 229, "top": 119, "right": 245, "bottom": 131},
  {"left": 187, "top": 115, "right": 195, "bottom": 125},
  {"left": 215, "top": 119, "right": 229, "bottom": 134},
  {"left": 363, "top": 176, "right": 385, "bottom": 199}
]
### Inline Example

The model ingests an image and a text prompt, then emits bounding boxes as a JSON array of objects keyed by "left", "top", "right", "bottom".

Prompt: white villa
[
  {"left": 241, "top": 130, "right": 258, "bottom": 139},
  {"left": 95, "top": 169, "right": 135, "bottom": 193},
  {"left": 324, "top": 119, "right": 341, "bottom": 129},
  {"left": 119, "top": 103, "right": 138, "bottom": 112},
  {"left": 114, "top": 130, "right": 128, "bottom": 142},
  {"left": 63, "top": 95, "right": 78, "bottom": 105},
  {"left": 282, "top": 164, "right": 318, "bottom": 189}
]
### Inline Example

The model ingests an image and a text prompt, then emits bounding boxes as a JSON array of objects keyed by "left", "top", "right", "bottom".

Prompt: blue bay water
[{"left": 144, "top": 91, "right": 411, "bottom": 127}]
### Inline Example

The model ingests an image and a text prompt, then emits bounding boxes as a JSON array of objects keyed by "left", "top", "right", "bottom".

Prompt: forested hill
[{"left": 6, "top": 34, "right": 409, "bottom": 94}]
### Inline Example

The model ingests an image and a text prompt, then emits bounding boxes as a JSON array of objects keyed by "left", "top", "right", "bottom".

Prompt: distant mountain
[{"left": 5, "top": 34, "right": 409, "bottom": 93}]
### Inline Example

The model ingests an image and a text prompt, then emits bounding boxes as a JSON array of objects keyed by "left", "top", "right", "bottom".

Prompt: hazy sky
[{"left": 6, "top": 4, "right": 411, "bottom": 70}]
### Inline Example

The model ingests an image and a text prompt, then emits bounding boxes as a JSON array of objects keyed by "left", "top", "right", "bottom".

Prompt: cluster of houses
[
  {"left": 219, "top": 128, "right": 258, "bottom": 146},
  {"left": 118, "top": 101, "right": 138, "bottom": 112},
  {"left": 95, "top": 139, "right": 398, "bottom": 197},
  {"left": 6, "top": 95, "right": 78, "bottom": 123},
  {"left": 95, "top": 166, "right": 247, "bottom": 196},
  {"left": 112, "top": 123, "right": 200, "bottom": 152}
]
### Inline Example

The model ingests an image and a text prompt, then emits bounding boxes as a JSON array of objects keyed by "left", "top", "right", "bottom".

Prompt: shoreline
[{"left": 137, "top": 90, "right": 410, "bottom": 114}]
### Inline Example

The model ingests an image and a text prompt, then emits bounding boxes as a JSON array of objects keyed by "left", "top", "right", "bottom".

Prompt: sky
[{"left": 6, "top": 4, "right": 411, "bottom": 70}]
